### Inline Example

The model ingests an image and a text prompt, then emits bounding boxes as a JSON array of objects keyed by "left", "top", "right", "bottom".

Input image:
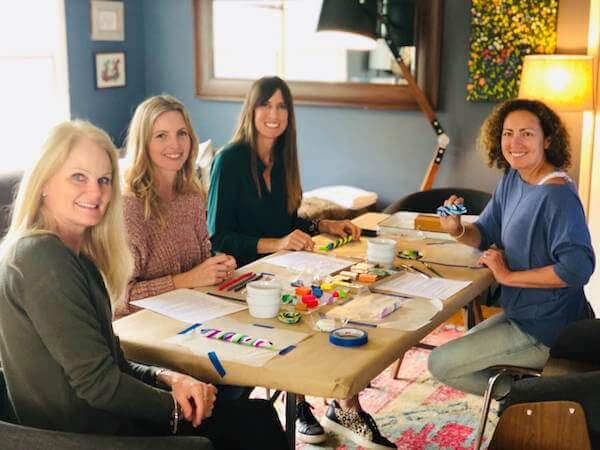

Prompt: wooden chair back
[{"left": 489, "top": 401, "right": 591, "bottom": 450}]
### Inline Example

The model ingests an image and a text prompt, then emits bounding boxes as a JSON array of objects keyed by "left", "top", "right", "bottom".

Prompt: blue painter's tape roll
[
  {"left": 329, "top": 327, "right": 368, "bottom": 347},
  {"left": 208, "top": 351, "right": 226, "bottom": 378}
]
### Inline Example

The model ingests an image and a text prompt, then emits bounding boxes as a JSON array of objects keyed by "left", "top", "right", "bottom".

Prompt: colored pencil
[
  {"left": 205, "top": 291, "right": 246, "bottom": 303},
  {"left": 232, "top": 274, "right": 263, "bottom": 292},
  {"left": 217, "top": 272, "right": 254, "bottom": 291},
  {"left": 421, "top": 261, "right": 443, "bottom": 277}
]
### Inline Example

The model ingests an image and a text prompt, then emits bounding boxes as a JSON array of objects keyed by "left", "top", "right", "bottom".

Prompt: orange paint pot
[{"left": 295, "top": 286, "right": 311, "bottom": 295}]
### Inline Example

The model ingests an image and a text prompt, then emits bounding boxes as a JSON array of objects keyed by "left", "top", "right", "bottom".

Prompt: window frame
[{"left": 193, "top": 0, "right": 443, "bottom": 110}]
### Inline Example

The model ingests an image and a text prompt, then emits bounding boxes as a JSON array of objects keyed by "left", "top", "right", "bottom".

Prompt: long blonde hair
[
  {"left": 231, "top": 76, "right": 302, "bottom": 214},
  {"left": 0, "top": 120, "right": 133, "bottom": 303},
  {"left": 124, "top": 95, "right": 202, "bottom": 225}
]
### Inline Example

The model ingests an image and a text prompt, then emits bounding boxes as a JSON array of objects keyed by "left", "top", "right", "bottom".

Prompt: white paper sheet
[
  {"left": 373, "top": 272, "right": 471, "bottom": 301},
  {"left": 264, "top": 251, "right": 355, "bottom": 277},
  {"left": 166, "top": 317, "right": 310, "bottom": 367},
  {"left": 130, "top": 289, "right": 247, "bottom": 324}
]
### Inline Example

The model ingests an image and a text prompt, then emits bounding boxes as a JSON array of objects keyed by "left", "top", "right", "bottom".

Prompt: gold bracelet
[{"left": 453, "top": 223, "right": 466, "bottom": 240}]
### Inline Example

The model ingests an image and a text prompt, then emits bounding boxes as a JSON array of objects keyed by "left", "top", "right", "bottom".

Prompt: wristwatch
[{"left": 308, "top": 218, "right": 321, "bottom": 235}]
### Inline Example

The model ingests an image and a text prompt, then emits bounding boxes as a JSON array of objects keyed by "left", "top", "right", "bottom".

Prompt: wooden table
[{"left": 113, "top": 213, "right": 493, "bottom": 447}]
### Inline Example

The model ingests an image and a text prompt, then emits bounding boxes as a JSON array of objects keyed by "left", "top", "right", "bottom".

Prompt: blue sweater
[{"left": 475, "top": 169, "right": 595, "bottom": 347}]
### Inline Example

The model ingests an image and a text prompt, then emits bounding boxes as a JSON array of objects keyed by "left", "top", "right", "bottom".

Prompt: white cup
[
  {"left": 246, "top": 280, "right": 282, "bottom": 318},
  {"left": 367, "top": 238, "right": 397, "bottom": 268}
]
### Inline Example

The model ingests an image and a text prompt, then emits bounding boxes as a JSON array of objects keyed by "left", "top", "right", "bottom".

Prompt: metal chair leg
[
  {"left": 474, "top": 366, "right": 542, "bottom": 450},
  {"left": 474, "top": 371, "right": 505, "bottom": 450}
]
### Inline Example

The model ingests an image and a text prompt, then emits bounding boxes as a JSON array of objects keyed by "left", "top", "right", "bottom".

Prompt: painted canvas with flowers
[{"left": 467, "top": 0, "right": 558, "bottom": 101}]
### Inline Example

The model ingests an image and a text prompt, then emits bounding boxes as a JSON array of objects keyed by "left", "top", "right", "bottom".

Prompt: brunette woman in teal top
[
  {"left": 207, "top": 76, "right": 360, "bottom": 268},
  {"left": 208, "top": 77, "right": 396, "bottom": 450}
]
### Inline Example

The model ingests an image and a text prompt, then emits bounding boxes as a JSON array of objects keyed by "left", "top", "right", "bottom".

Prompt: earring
[{"left": 42, "top": 193, "right": 47, "bottom": 198}]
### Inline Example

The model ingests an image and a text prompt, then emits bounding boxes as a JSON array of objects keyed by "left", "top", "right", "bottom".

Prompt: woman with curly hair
[{"left": 428, "top": 99, "right": 595, "bottom": 400}]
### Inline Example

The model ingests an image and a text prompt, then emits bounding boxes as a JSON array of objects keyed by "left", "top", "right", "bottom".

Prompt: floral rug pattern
[{"left": 271, "top": 325, "right": 498, "bottom": 449}]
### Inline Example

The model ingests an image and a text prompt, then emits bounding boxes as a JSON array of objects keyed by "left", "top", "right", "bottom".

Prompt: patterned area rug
[{"left": 271, "top": 325, "right": 499, "bottom": 449}]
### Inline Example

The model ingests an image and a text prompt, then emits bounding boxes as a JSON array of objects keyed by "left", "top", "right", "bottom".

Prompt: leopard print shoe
[{"left": 321, "top": 400, "right": 396, "bottom": 449}]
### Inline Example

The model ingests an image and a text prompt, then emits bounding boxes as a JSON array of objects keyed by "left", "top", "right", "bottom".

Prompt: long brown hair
[
  {"left": 478, "top": 98, "right": 571, "bottom": 173},
  {"left": 124, "top": 95, "right": 203, "bottom": 225},
  {"left": 230, "top": 76, "right": 302, "bottom": 214}
]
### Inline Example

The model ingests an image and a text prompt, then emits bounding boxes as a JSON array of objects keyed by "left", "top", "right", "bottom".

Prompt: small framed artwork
[
  {"left": 91, "top": 0, "right": 125, "bottom": 41},
  {"left": 95, "top": 52, "right": 126, "bottom": 89}
]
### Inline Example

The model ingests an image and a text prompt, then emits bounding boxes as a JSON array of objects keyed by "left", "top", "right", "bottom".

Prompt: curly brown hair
[{"left": 477, "top": 99, "right": 571, "bottom": 173}]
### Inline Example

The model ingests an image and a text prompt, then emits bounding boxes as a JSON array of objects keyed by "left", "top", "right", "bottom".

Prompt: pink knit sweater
[{"left": 119, "top": 192, "right": 212, "bottom": 316}]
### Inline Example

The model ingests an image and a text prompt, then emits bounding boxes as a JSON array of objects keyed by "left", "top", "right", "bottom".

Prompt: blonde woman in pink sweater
[{"left": 120, "top": 95, "right": 236, "bottom": 316}]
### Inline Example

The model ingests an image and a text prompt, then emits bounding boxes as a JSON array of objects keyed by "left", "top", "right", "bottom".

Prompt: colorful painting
[{"left": 467, "top": 0, "right": 558, "bottom": 102}]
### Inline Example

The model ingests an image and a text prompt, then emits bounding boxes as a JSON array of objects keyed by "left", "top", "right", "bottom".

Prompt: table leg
[{"left": 285, "top": 392, "right": 297, "bottom": 449}]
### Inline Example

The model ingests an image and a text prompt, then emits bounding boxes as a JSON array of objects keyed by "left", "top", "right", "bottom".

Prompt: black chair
[
  {"left": 384, "top": 187, "right": 491, "bottom": 215},
  {"left": 0, "top": 368, "right": 213, "bottom": 450}
]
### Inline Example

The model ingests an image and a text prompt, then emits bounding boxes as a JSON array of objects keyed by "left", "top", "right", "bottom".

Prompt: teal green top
[
  {"left": 207, "top": 142, "right": 314, "bottom": 266},
  {"left": 0, "top": 235, "right": 172, "bottom": 434}
]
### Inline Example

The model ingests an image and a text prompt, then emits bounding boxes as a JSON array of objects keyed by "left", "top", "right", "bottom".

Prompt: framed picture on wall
[
  {"left": 91, "top": 0, "right": 125, "bottom": 41},
  {"left": 95, "top": 52, "right": 126, "bottom": 89}
]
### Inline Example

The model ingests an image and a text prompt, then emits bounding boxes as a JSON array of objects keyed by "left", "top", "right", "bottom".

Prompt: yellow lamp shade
[{"left": 518, "top": 55, "right": 594, "bottom": 112}]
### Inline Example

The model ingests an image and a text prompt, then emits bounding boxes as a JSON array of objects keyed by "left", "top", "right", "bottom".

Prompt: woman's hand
[
  {"left": 439, "top": 195, "right": 464, "bottom": 236},
  {"left": 173, "top": 253, "right": 237, "bottom": 289},
  {"left": 478, "top": 248, "right": 511, "bottom": 283},
  {"left": 161, "top": 371, "right": 217, "bottom": 428},
  {"left": 319, "top": 219, "right": 361, "bottom": 240},
  {"left": 277, "top": 229, "right": 315, "bottom": 252}
]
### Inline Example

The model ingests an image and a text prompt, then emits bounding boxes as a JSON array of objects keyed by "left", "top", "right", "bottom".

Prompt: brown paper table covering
[{"left": 114, "top": 214, "right": 493, "bottom": 399}]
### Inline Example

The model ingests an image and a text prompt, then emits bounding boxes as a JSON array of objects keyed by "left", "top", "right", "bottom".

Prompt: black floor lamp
[{"left": 317, "top": 0, "right": 448, "bottom": 191}]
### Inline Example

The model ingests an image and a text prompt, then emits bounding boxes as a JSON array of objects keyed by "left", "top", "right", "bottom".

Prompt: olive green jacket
[{"left": 0, "top": 235, "right": 172, "bottom": 434}]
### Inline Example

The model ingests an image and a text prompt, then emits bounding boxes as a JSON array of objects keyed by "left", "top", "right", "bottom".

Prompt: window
[
  {"left": 213, "top": 0, "right": 349, "bottom": 82},
  {"left": 195, "top": 0, "right": 442, "bottom": 109},
  {"left": 0, "top": 0, "right": 70, "bottom": 172}
]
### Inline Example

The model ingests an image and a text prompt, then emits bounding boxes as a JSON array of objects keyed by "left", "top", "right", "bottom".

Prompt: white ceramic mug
[
  {"left": 367, "top": 238, "right": 397, "bottom": 268},
  {"left": 246, "top": 280, "right": 282, "bottom": 318}
]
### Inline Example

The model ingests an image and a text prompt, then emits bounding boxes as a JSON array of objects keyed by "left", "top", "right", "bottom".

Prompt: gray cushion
[
  {"left": 0, "top": 369, "right": 212, "bottom": 449},
  {"left": 0, "top": 171, "right": 22, "bottom": 236}
]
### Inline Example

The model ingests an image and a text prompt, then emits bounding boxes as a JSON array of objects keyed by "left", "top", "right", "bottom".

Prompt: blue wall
[
  {"left": 142, "top": 1, "right": 501, "bottom": 207},
  {"left": 65, "top": 0, "right": 146, "bottom": 147},
  {"left": 67, "top": 1, "right": 502, "bottom": 206}
]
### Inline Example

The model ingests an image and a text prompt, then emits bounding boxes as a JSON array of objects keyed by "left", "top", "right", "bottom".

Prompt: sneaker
[
  {"left": 296, "top": 401, "right": 327, "bottom": 444},
  {"left": 321, "top": 400, "right": 396, "bottom": 450}
]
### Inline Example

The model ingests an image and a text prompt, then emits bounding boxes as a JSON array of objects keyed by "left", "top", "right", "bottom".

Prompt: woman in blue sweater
[{"left": 428, "top": 99, "right": 595, "bottom": 398}]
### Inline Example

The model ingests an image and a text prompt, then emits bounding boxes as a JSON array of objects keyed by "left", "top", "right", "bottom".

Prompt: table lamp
[
  {"left": 317, "top": 0, "right": 449, "bottom": 191},
  {"left": 518, "top": 55, "right": 594, "bottom": 111}
]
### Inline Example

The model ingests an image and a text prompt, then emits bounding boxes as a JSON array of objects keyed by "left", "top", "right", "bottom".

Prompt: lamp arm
[{"left": 382, "top": 34, "right": 449, "bottom": 191}]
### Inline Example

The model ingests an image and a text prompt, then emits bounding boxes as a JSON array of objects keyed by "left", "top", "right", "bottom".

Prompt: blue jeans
[{"left": 428, "top": 313, "right": 550, "bottom": 398}]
